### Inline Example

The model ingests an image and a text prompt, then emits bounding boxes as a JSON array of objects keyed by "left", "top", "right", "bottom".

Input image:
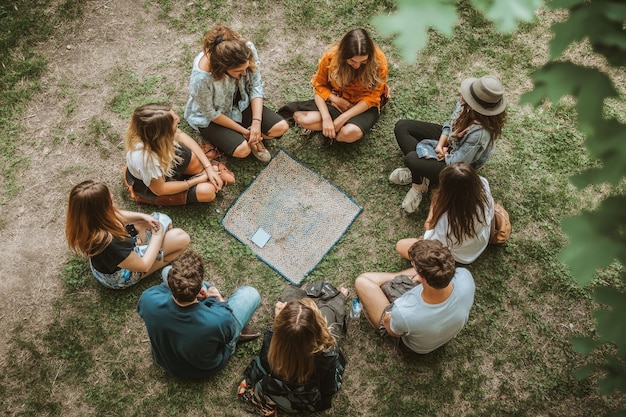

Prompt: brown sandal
[
  {"left": 211, "top": 160, "right": 235, "bottom": 185},
  {"left": 201, "top": 141, "right": 221, "bottom": 159}
]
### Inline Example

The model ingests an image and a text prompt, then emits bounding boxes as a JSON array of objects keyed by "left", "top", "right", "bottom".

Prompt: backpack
[{"left": 489, "top": 203, "right": 511, "bottom": 244}]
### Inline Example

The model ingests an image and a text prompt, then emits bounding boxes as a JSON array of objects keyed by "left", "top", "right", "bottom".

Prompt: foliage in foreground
[{"left": 374, "top": 0, "right": 626, "bottom": 414}]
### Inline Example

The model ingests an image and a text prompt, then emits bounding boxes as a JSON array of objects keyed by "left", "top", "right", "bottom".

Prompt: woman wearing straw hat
[{"left": 390, "top": 75, "right": 507, "bottom": 213}]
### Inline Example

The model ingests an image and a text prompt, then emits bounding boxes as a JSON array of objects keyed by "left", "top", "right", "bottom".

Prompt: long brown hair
[
  {"left": 452, "top": 101, "right": 506, "bottom": 148},
  {"left": 125, "top": 103, "right": 180, "bottom": 177},
  {"left": 202, "top": 25, "right": 256, "bottom": 80},
  {"left": 65, "top": 180, "right": 127, "bottom": 257},
  {"left": 430, "top": 163, "right": 490, "bottom": 245},
  {"left": 268, "top": 298, "right": 335, "bottom": 384},
  {"left": 329, "top": 28, "right": 381, "bottom": 90}
]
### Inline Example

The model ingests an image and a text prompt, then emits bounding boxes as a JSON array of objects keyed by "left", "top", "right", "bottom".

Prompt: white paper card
[{"left": 251, "top": 227, "right": 271, "bottom": 248}]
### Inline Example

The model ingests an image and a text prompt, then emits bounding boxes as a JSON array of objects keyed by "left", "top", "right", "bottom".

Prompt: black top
[{"left": 90, "top": 236, "right": 134, "bottom": 274}]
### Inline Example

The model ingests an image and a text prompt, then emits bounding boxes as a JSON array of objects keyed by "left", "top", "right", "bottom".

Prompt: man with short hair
[
  {"left": 138, "top": 251, "right": 261, "bottom": 379},
  {"left": 355, "top": 239, "right": 475, "bottom": 354}
]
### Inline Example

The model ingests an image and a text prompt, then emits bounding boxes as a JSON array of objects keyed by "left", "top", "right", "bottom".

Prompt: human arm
[
  {"left": 248, "top": 96, "right": 264, "bottom": 145},
  {"left": 381, "top": 311, "right": 403, "bottom": 338},
  {"left": 116, "top": 209, "right": 159, "bottom": 229},
  {"left": 444, "top": 126, "right": 489, "bottom": 166},
  {"left": 175, "top": 130, "right": 223, "bottom": 190},
  {"left": 314, "top": 94, "right": 337, "bottom": 139},
  {"left": 332, "top": 100, "right": 368, "bottom": 132},
  {"left": 117, "top": 225, "right": 165, "bottom": 273},
  {"left": 423, "top": 202, "right": 435, "bottom": 231}
]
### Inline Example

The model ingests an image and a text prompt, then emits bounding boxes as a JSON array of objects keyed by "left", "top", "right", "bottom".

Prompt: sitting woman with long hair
[
  {"left": 124, "top": 103, "right": 234, "bottom": 206},
  {"left": 396, "top": 162, "right": 494, "bottom": 264},
  {"left": 66, "top": 180, "right": 190, "bottom": 289},
  {"left": 390, "top": 75, "right": 506, "bottom": 213},
  {"left": 184, "top": 25, "right": 289, "bottom": 163},
  {"left": 279, "top": 28, "right": 389, "bottom": 147},
  {"left": 239, "top": 284, "right": 347, "bottom": 415}
]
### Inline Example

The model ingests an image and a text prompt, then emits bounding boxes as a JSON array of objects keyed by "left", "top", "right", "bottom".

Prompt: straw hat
[{"left": 460, "top": 76, "right": 506, "bottom": 116}]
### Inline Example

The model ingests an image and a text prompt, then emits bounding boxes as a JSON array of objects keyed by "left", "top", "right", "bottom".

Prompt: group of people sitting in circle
[{"left": 64, "top": 25, "right": 507, "bottom": 415}]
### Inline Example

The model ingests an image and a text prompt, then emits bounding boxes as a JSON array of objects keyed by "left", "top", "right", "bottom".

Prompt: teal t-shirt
[{"left": 138, "top": 284, "right": 237, "bottom": 379}]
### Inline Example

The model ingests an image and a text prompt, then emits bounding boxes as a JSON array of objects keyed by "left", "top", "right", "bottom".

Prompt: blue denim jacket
[
  {"left": 184, "top": 41, "right": 264, "bottom": 129},
  {"left": 441, "top": 100, "right": 494, "bottom": 168}
]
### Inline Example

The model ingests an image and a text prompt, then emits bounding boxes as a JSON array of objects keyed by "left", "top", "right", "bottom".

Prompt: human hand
[
  {"left": 274, "top": 301, "right": 286, "bottom": 317},
  {"left": 332, "top": 96, "right": 352, "bottom": 113},
  {"left": 206, "top": 286, "right": 225, "bottom": 301},
  {"left": 435, "top": 145, "right": 447, "bottom": 161},
  {"left": 197, "top": 287, "right": 210, "bottom": 299},
  {"left": 206, "top": 165, "right": 223, "bottom": 191},
  {"left": 321, "top": 119, "right": 336, "bottom": 139},
  {"left": 248, "top": 123, "right": 262, "bottom": 144},
  {"left": 333, "top": 116, "right": 347, "bottom": 133}
]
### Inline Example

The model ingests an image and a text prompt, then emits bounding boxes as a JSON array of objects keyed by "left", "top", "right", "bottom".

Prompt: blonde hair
[
  {"left": 65, "top": 180, "right": 127, "bottom": 257},
  {"left": 202, "top": 25, "right": 256, "bottom": 80},
  {"left": 125, "top": 103, "right": 180, "bottom": 178},
  {"left": 268, "top": 298, "right": 335, "bottom": 384},
  {"left": 329, "top": 28, "right": 381, "bottom": 90}
]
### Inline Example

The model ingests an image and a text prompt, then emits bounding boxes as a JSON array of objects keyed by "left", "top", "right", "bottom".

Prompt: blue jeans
[{"left": 227, "top": 286, "right": 261, "bottom": 336}]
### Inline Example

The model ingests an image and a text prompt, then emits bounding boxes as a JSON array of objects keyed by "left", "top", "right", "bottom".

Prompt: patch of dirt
[{"left": 0, "top": 0, "right": 203, "bottom": 361}]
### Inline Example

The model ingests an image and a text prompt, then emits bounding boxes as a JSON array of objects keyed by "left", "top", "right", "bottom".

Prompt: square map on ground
[{"left": 221, "top": 150, "right": 362, "bottom": 285}]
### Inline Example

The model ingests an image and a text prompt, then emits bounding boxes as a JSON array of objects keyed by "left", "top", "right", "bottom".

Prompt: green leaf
[
  {"left": 371, "top": 0, "right": 459, "bottom": 63},
  {"left": 548, "top": 0, "right": 585, "bottom": 9},
  {"left": 572, "top": 119, "right": 626, "bottom": 187},
  {"left": 574, "top": 363, "right": 595, "bottom": 380},
  {"left": 559, "top": 212, "right": 623, "bottom": 285},
  {"left": 520, "top": 62, "right": 618, "bottom": 128},
  {"left": 480, "top": 0, "right": 540, "bottom": 33},
  {"left": 572, "top": 336, "right": 599, "bottom": 354}
]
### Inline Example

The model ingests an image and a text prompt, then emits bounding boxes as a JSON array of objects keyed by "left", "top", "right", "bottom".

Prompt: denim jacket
[
  {"left": 184, "top": 41, "right": 264, "bottom": 129},
  {"left": 441, "top": 100, "right": 494, "bottom": 168}
]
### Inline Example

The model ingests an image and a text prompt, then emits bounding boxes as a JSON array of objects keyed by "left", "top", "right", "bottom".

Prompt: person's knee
[
  {"left": 268, "top": 120, "right": 289, "bottom": 137},
  {"left": 197, "top": 184, "right": 217, "bottom": 202},
  {"left": 337, "top": 124, "right": 363, "bottom": 143},
  {"left": 169, "top": 228, "right": 190, "bottom": 249},
  {"left": 238, "top": 286, "right": 261, "bottom": 306},
  {"left": 394, "top": 119, "right": 409, "bottom": 135},
  {"left": 232, "top": 141, "right": 251, "bottom": 158},
  {"left": 354, "top": 275, "right": 373, "bottom": 297},
  {"left": 293, "top": 111, "right": 305, "bottom": 125}
]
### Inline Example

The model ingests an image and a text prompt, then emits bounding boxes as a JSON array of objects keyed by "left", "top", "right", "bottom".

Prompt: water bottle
[{"left": 350, "top": 298, "right": 362, "bottom": 319}]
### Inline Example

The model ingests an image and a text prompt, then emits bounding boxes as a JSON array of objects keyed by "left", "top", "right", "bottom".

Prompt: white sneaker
[
  {"left": 401, "top": 178, "right": 429, "bottom": 214},
  {"left": 389, "top": 167, "right": 412, "bottom": 185},
  {"left": 251, "top": 147, "right": 271, "bottom": 162}
]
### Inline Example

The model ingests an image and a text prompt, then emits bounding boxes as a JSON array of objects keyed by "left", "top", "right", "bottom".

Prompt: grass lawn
[{"left": 1, "top": 0, "right": 625, "bottom": 416}]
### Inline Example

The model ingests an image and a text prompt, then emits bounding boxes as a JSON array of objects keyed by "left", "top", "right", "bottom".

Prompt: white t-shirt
[
  {"left": 390, "top": 268, "right": 475, "bottom": 354},
  {"left": 423, "top": 176, "right": 494, "bottom": 264},
  {"left": 126, "top": 144, "right": 164, "bottom": 187}
]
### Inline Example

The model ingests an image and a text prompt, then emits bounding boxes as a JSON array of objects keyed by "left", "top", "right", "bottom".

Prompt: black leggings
[{"left": 394, "top": 119, "right": 446, "bottom": 186}]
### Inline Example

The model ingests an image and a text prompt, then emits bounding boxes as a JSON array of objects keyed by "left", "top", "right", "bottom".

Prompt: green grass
[{"left": 1, "top": 0, "right": 625, "bottom": 416}]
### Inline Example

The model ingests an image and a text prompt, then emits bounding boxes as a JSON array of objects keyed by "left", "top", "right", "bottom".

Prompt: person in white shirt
[
  {"left": 396, "top": 162, "right": 494, "bottom": 264},
  {"left": 355, "top": 239, "right": 475, "bottom": 354}
]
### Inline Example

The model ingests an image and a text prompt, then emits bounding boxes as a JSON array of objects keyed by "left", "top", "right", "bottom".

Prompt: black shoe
[
  {"left": 238, "top": 326, "right": 261, "bottom": 343},
  {"left": 321, "top": 136, "right": 334, "bottom": 148}
]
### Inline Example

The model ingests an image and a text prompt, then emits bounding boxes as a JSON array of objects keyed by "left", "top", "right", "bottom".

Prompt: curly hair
[
  {"left": 329, "top": 28, "right": 381, "bottom": 90},
  {"left": 268, "top": 298, "right": 335, "bottom": 384},
  {"left": 408, "top": 239, "right": 455, "bottom": 289},
  {"left": 66, "top": 180, "right": 127, "bottom": 257},
  {"left": 125, "top": 103, "right": 181, "bottom": 178},
  {"left": 202, "top": 25, "right": 256, "bottom": 80},
  {"left": 430, "top": 162, "right": 491, "bottom": 246},
  {"left": 167, "top": 251, "right": 204, "bottom": 303}
]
